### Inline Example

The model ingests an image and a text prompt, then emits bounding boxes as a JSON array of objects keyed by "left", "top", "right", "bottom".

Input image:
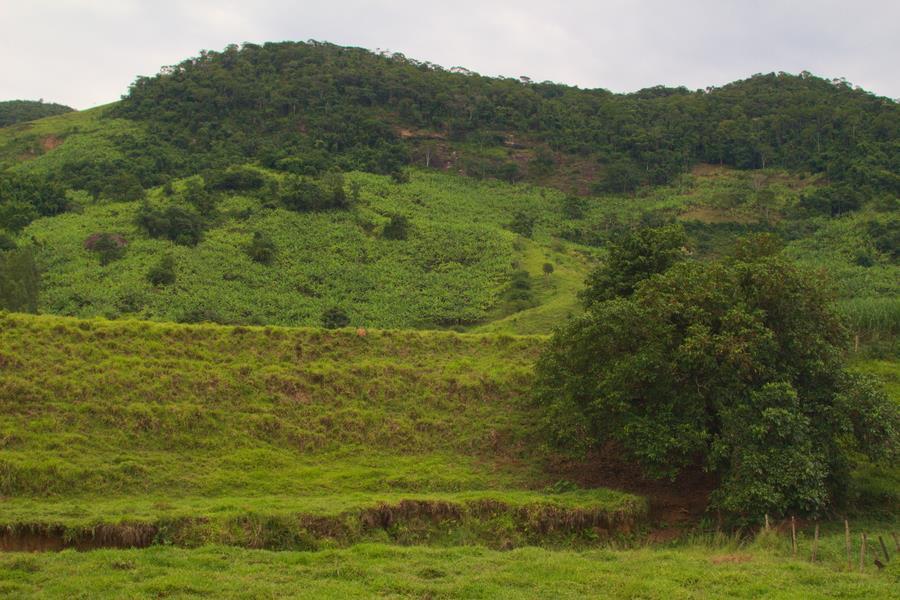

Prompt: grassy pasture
[
  {"left": 1, "top": 540, "right": 897, "bottom": 599},
  {"left": 0, "top": 312, "right": 647, "bottom": 551}
]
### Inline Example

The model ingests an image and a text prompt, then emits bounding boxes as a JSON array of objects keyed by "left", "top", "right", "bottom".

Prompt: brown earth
[
  {"left": 40, "top": 135, "right": 63, "bottom": 152},
  {"left": 547, "top": 442, "right": 718, "bottom": 541}
]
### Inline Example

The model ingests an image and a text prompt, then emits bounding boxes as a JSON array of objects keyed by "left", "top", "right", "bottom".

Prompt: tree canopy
[
  {"left": 534, "top": 231, "right": 898, "bottom": 517},
  {"left": 104, "top": 42, "right": 898, "bottom": 195},
  {"left": 0, "top": 100, "right": 73, "bottom": 127}
]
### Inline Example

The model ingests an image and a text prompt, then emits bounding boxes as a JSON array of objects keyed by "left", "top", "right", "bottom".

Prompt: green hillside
[
  {"left": 0, "top": 100, "right": 73, "bottom": 128},
  {"left": 0, "top": 40, "right": 897, "bottom": 598},
  {"left": 4, "top": 164, "right": 893, "bottom": 338},
  {"left": 1, "top": 41, "right": 897, "bottom": 338},
  {"left": 0, "top": 311, "right": 647, "bottom": 549}
]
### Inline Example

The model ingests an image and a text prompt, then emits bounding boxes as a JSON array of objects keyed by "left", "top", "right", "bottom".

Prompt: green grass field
[
  {"left": 2, "top": 538, "right": 898, "bottom": 598},
  {"left": 0, "top": 312, "right": 649, "bottom": 551},
  {"left": 0, "top": 311, "right": 897, "bottom": 597}
]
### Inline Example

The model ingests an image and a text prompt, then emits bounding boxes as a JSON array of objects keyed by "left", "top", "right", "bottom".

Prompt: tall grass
[{"left": 837, "top": 297, "right": 900, "bottom": 336}]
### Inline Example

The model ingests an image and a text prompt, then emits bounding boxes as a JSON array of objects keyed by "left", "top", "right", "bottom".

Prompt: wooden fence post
[
  {"left": 860, "top": 533, "right": 867, "bottom": 572},
  {"left": 811, "top": 523, "right": 819, "bottom": 562},
  {"left": 878, "top": 536, "right": 890, "bottom": 563},
  {"left": 791, "top": 516, "right": 797, "bottom": 557},
  {"left": 845, "top": 520, "right": 851, "bottom": 570}
]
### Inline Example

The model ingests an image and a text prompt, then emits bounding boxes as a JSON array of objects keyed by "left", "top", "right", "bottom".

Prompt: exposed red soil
[
  {"left": 83, "top": 232, "right": 128, "bottom": 250},
  {"left": 40, "top": 135, "right": 63, "bottom": 152},
  {"left": 547, "top": 442, "right": 717, "bottom": 540},
  {"left": 0, "top": 524, "right": 156, "bottom": 552}
]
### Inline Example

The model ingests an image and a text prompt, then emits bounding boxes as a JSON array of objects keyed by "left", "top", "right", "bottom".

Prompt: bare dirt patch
[
  {"left": 40, "top": 135, "right": 63, "bottom": 152},
  {"left": 547, "top": 442, "right": 717, "bottom": 539},
  {"left": 691, "top": 163, "right": 730, "bottom": 177},
  {"left": 0, "top": 524, "right": 156, "bottom": 552},
  {"left": 678, "top": 206, "right": 759, "bottom": 224}
]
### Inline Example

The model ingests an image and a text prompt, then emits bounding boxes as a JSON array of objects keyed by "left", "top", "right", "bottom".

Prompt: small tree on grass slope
[{"left": 534, "top": 230, "right": 898, "bottom": 519}]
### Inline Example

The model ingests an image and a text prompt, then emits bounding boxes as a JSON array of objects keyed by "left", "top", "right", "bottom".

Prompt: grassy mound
[{"left": 0, "top": 312, "right": 645, "bottom": 550}]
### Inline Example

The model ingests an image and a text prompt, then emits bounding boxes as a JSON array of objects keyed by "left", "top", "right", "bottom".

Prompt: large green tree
[{"left": 535, "top": 234, "right": 898, "bottom": 517}]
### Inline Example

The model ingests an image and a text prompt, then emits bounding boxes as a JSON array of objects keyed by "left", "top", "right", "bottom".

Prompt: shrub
[
  {"left": 0, "top": 247, "right": 39, "bottom": 312},
  {"left": 542, "top": 262, "right": 554, "bottom": 276},
  {"left": 382, "top": 214, "right": 410, "bottom": 240},
  {"left": 85, "top": 233, "right": 127, "bottom": 266},
  {"left": 390, "top": 169, "right": 410, "bottom": 184},
  {"left": 562, "top": 196, "right": 587, "bottom": 220},
  {"left": 279, "top": 176, "right": 328, "bottom": 212},
  {"left": 580, "top": 224, "right": 687, "bottom": 308},
  {"left": 246, "top": 231, "right": 276, "bottom": 265},
  {"left": 102, "top": 172, "right": 145, "bottom": 201},
  {"left": 0, "top": 202, "right": 37, "bottom": 233},
  {"left": 501, "top": 270, "right": 536, "bottom": 311},
  {"left": 205, "top": 166, "right": 266, "bottom": 192},
  {"left": 147, "top": 255, "right": 176, "bottom": 286},
  {"left": 136, "top": 204, "right": 204, "bottom": 246},
  {"left": 0, "top": 232, "right": 16, "bottom": 251},
  {"left": 321, "top": 307, "right": 350, "bottom": 329},
  {"left": 182, "top": 177, "right": 216, "bottom": 214},
  {"left": 509, "top": 211, "right": 536, "bottom": 238},
  {"left": 798, "top": 185, "right": 862, "bottom": 216}
]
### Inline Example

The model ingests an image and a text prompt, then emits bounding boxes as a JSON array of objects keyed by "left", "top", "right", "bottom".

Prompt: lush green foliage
[
  {"left": 580, "top": 224, "right": 687, "bottom": 307},
  {"left": 0, "top": 247, "right": 39, "bottom": 312},
  {"left": 0, "top": 172, "right": 68, "bottom": 232},
  {"left": 0, "top": 42, "right": 896, "bottom": 593},
  {"left": 245, "top": 230, "right": 276, "bottom": 264},
  {"left": 21, "top": 171, "right": 548, "bottom": 329},
  {"left": 146, "top": 254, "right": 175, "bottom": 285},
  {"left": 108, "top": 42, "right": 899, "bottom": 197},
  {"left": 535, "top": 240, "right": 899, "bottom": 517},
  {"left": 0, "top": 100, "right": 73, "bottom": 127}
]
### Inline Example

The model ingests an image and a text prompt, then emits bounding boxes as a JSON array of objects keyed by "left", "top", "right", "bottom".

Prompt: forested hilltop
[
  {"left": 0, "top": 100, "right": 73, "bottom": 127},
  {"left": 4, "top": 41, "right": 899, "bottom": 199},
  {"left": 114, "top": 41, "right": 899, "bottom": 189}
]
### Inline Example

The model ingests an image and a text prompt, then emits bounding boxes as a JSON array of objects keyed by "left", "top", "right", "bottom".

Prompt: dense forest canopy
[
  {"left": 108, "top": 41, "right": 899, "bottom": 193},
  {"left": 0, "top": 100, "right": 73, "bottom": 127}
]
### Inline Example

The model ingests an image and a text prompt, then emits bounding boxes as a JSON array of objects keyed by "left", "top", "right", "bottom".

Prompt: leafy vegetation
[
  {"left": 535, "top": 230, "right": 899, "bottom": 518},
  {"left": 0, "top": 247, "right": 39, "bottom": 312},
  {"left": 108, "top": 42, "right": 899, "bottom": 197},
  {"left": 0, "top": 100, "right": 73, "bottom": 127}
]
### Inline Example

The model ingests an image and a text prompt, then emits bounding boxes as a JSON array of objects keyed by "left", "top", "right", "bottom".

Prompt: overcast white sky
[{"left": 2, "top": 0, "right": 898, "bottom": 109}]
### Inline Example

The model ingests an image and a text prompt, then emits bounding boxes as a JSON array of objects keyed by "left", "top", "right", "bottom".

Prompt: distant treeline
[
  {"left": 109, "top": 41, "right": 898, "bottom": 193},
  {"left": 0, "top": 100, "right": 73, "bottom": 127}
]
